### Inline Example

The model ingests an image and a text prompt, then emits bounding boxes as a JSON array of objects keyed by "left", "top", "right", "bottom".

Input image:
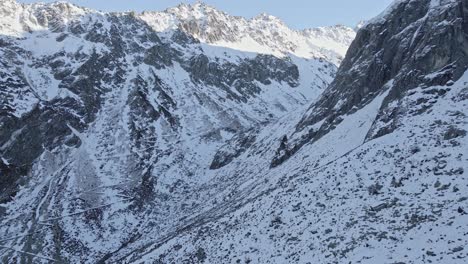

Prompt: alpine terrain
[{"left": 0, "top": 0, "right": 467, "bottom": 263}]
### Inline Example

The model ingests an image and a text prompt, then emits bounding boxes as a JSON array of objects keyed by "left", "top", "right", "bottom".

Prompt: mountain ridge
[{"left": 2, "top": 0, "right": 356, "bottom": 65}]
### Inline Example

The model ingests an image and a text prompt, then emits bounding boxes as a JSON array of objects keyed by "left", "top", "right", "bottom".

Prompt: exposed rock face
[
  {"left": 181, "top": 54, "right": 301, "bottom": 102},
  {"left": 272, "top": 0, "right": 468, "bottom": 167}
]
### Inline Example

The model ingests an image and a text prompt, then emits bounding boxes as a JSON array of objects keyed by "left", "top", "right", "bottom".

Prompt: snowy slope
[
  {"left": 122, "top": 68, "right": 468, "bottom": 264},
  {"left": 109, "top": 0, "right": 468, "bottom": 263},
  {"left": 1, "top": 0, "right": 467, "bottom": 263},
  {"left": 110, "top": 1, "right": 468, "bottom": 262},
  {"left": 0, "top": 1, "right": 346, "bottom": 263}
]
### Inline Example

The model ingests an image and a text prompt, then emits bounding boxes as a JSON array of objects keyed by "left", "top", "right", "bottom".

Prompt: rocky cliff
[{"left": 272, "top": 0, "right": 468, "bottom": 167}]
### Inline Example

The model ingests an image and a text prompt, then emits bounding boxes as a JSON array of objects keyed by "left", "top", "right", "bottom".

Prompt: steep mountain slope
[
  {"left": 108, "top": 0, "right": 468, "bottom": 263},
  {"left": 0, "top": 0, "right": 466, "bottom": 263},
  {"left": 272, "top": 0, "right": 468, "bottom": 167},
  {"left": 124, "top": 71, "right": 468, "bottom": 264},
  {"left": 0, "top": 0, "right": 354, "bottom": 263}
]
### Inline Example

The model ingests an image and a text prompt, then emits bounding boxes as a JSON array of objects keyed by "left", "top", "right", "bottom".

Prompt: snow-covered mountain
[
  {"left": 139, "top": 2, "right": 356, "bottom": 65},
  {"left": 1, "top": 0, "right": 467, "bottom": 263},
  {"left": 0, "top": 1, "right": 351, "bottom": 262}
]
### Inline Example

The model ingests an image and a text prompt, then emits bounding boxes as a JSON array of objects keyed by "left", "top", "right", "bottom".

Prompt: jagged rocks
[{"left": 183, "top": 54, "right": 300, "bottom": 102}]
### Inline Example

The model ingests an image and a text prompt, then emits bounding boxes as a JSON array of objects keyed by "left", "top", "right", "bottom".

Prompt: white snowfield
[{"left": 0, "top": 0, "right": 467, "bottom": 263}]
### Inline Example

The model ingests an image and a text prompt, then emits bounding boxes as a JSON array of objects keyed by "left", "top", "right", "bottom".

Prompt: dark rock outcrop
[{"left": 183, "top": 54, "right": 299, "bottom": 102}]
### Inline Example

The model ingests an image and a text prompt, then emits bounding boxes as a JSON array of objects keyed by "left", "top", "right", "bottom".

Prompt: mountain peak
[
  {"left": 251, "top": 12, "right": 286, "bottom": 27},
  {"left": 44, "top": 1, "right": 90, "bottom": 13},
  {"left": 167, "top": 1, "right": 220, "bottom": 17},
  {"left": 193, "top": 1, "right": 210, "bottom": 8},
  {"left": 253, "top": 12, "right": 281, "bottom": 22}
]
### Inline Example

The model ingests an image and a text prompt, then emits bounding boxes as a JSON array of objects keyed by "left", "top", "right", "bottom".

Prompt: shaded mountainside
[
  {"left": 0, "top": 0, "right": 467, "bottom": 263},
  {"left": 272, "top": 0, "right": 468, "bottom": 167}
]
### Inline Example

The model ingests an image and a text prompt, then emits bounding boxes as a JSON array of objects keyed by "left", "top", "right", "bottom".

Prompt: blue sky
[{"left": 18, "top": 0, "right": 394, "bottom": 29}]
